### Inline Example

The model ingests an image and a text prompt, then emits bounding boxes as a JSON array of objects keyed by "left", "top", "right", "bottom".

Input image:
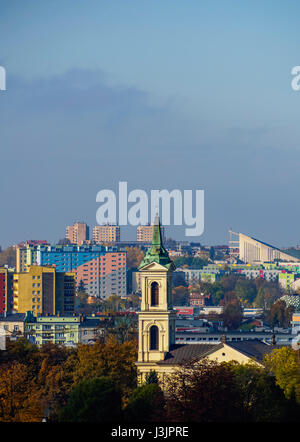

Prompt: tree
[
  {"left": 220, "top": 274, "right": 239, "bottom": 292},
  {"left": 222, "top": 299, "right": 243, "bottom": 330},
  {"left": 234, "top": 279, "right": 257, "bottom": 305},
  {"left": 4, "top": 338, "right": 41, "bottom": 375},
  {"left": 229, "top": 361, "right": 289, "bottom": 422},
  {"left": 209, "top": 246, "right": 215, "bottom": 261},
  {"left": 165, "top": 359, "right": 241, "bottom": 422},
  {"left": 172, "top": 286, "right": 189, "bottom": 306},
  {"left": 35, "top": 343, "right": 76, "bottom": 419},
  {"left": 254, "top": 286, "right": 266, "bottom": 309},
  {"left": 127, "top": 294, "right": 141, "bottom": 310},
  {"left": 72, "top": 336, "right": 137, "bottom": 398},
  {"left": 253, "top": 280, "right": 283, "bottom": 309},
  {"left": 174, "top": 257, "right": 207, "bottom": 269},
  {"left": 0, "top": 362, "right": 42, "bottom": 422},
  {"left": 58, "top": 377, "right": 122, "bottom": 422},
  {"left": 267, "top": 299, "right": 291, "bottom": 328},
  {"left": 124, "top": 383, "right": 166, "bottom": 422},
  {"left": 126, "top": 247, "right": 144, "bottom": 269},
  {"left": 264, "top": 346, "right": 300, "bottom": 403},
  {"left": 145, "top": 370, "right": 159, "bottom": 384},
  {"left": 209, "top": 282, "right": 225, "bottom": 305},
  {"left": 77, "top": 279, "right": 86, "bottom": 293},
  {"left": 105, "top": 314, "right": 138, "bottom": 343}
]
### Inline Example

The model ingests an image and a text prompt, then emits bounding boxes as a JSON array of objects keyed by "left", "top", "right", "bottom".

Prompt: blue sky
[{"left": 1, "top": 1, "right": 300, "bottom": 247}]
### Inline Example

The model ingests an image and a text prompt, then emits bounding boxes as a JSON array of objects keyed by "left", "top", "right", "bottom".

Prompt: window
[
  {"left": 150, "top": 282, "right": 159, "bottom": 306},
  {"left": 150, "top": 325, "right": 159, "bottom": 350}
]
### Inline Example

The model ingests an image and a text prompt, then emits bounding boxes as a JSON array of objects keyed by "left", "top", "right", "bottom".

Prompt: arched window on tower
[
  {"left": 151, "top": 282, "right": 159, "bottom": 306},
  {"left": 150, "top": 325, "right": 159, "bottom": 350}
]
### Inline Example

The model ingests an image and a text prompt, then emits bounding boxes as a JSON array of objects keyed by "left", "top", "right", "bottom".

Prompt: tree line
[{"left": 0, "top": 338, "right": 299, "bottom": 422}]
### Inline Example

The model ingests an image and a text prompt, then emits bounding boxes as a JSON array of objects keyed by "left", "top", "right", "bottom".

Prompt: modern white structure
[{"left": 236, "top": 232, "right": 300, "bottom": 264}]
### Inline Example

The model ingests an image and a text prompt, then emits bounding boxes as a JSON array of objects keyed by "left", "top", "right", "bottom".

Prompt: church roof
[
  {"left": 157, "top": 344, "right": 217, "bottom": 365},
  {"left": 224, "top": 340, "right": 282, "bottom": 363},
  {"left": 157, "top": 340, "right": 281, "bottom": 365},
  {"left": 138, "top": 215, "right": 174, "bottom": 270}
]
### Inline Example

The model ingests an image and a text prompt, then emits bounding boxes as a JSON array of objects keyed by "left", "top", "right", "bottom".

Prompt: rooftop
[
  {"left": 157, "top": 340, "right": 282, "bottom": 365},
  {"left": 0, "top": 313, "right": 26, "bottom": 322}
]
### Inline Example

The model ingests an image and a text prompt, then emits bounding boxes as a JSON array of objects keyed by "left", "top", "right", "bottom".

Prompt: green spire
[{"left": 138, "top": 215, "right": 173, "bottom": 269}]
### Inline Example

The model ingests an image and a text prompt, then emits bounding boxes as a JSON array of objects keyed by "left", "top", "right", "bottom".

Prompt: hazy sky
[{"left": 1, "top": 0, "right": 300, "bottom": 248}]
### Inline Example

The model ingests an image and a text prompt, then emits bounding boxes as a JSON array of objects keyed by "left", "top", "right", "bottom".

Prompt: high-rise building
[
  {"left": 66, "top": 222, "right": 89, "bottom": 245},
  {"left": 22, "top": 244, "right": 127, "bottom": 298},
  {"left": 93, "top": 224, "right": 120, "bottom": 243},
  {"left": 16, "top": 241, "right": 50, "bottom": 272},
  {"left": 13, "top": 266, "right": 75, "bottom": 317},
  {"left": 137, "top": 224, "right": 165, "bottom": 242},
  {"left": 0, "top": 267, "right": 14, "bottom": 314}
]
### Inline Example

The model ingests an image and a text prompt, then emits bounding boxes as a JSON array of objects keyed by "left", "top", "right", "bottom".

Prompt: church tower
[{"left": 136, "top": 215, "right": 176, "bottom": 376}]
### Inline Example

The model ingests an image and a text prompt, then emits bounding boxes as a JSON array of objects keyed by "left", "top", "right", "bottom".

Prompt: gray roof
[
  {"left": 0, "top": 313, "right": 26, "bottom": 322},
  {"left": 80, "top": 319, "right": 102, "bottom": 328},
  {"left": 225, "top": 340, "right": 281, "bottom": 363},
  {"left": 157, "top": 344, "right": 217, "bottom": 365}
]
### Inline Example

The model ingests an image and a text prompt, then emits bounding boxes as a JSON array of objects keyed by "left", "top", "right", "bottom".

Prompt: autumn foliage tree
[
  {"left": 264, "top": 346, "right": 300, "bottom": 403},
  {"left": 125, "top": 247, "right": 144, "bottom": 269},
  {"left": 267, "top": 299, "right": 295, "bottom": 329},
  {"left": 165, "top": 359, "right": 241, "bottom": 422},
  {"left": 0, "top": 336, "right": 138, "bottom": 422},
  {"left": 0, "top": 362, "right": 42, "bottom": 422},
  {"left": 222, "top": 298, "right": 243, "bottom": 330},
  {"left": 71, "top": 336, "right": 137, "bottom": 399}
]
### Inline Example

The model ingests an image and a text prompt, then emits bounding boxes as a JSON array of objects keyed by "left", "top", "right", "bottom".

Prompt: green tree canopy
[
  {"left": 124, "top": 383, "right": 166, "bottom": 422},
  {"left": 58, "top": 377, "right": 122, "bottom": 422},
  {"left": 264, "top": 346, "right": 300, "bottom": 402}
]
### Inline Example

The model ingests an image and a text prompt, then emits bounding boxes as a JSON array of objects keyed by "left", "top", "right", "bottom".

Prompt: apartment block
[
  {"left": 93, "top": 224, "right": 120, "bottom": 243},
  {"left": 28, "top": 244, "right": 127, "bottom": 298},
  {"left": 25, "top": 312, "right": 81, "bottom": 346},
  {"left": 13, "top": 266, "right": 75, "bottom": 317},
  {"left": 16, "top": 241, "right": 49, "bottom": 272},
  {"left": 137, "top": 224, "right": 165, "bottom": 242},
  {"left": 66, "top": 222, "right": 89, "bottom": 245},
  {"left": 25, "top": 312, "right": 103, "bottom": 347}
]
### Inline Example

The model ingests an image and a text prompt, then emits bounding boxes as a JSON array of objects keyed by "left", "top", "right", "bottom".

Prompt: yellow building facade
[{"left": 13, "top": 265, "right": 75, "bottom": 317}]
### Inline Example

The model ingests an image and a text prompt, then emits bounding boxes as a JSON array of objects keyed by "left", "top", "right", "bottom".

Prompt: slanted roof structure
[{"left": 157, "top": 339, "right": 280, "bottom": 366}]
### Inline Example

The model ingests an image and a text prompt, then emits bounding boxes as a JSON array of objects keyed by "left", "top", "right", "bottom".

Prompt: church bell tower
[{"left": 137, "top": 215, "right": 176, "bottom": 367}]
